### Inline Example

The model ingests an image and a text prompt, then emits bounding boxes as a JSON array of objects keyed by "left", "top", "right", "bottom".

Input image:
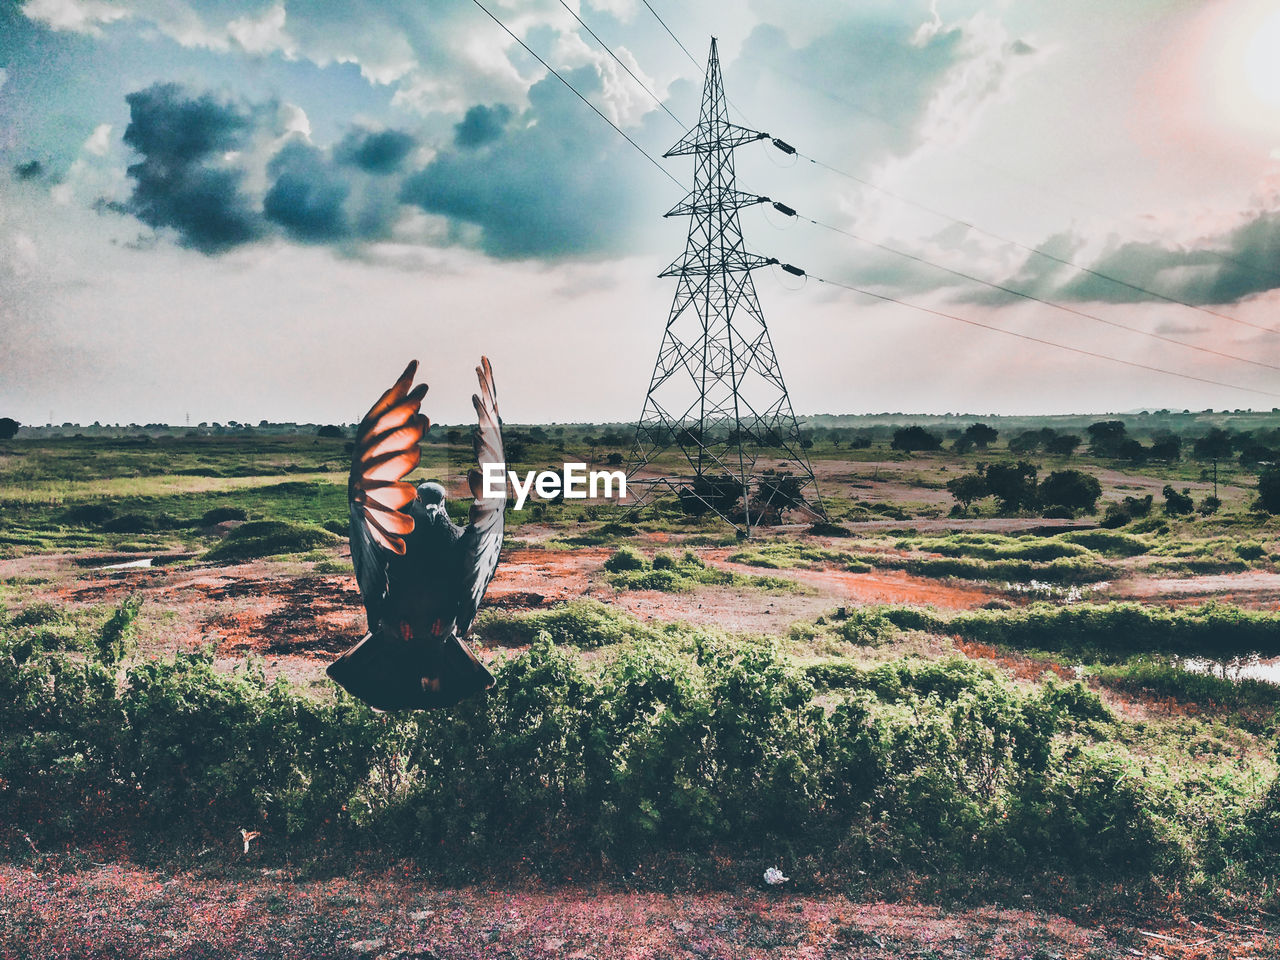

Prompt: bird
[
  {"left": 326, "top": 358, "right": 506, "bottom": 710},
  {"left": 240, "top": 828, "right": 260, "bottom": 854}
]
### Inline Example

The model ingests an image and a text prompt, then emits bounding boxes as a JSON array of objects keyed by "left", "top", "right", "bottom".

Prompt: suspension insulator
[
  {"left": 772, "top": 202, "right": 797, "bottom": 218},
  {"left": 772, "top": 138, "right": 796, "bottom": 155},
  {"left": 781, "top": 263, "right": 805, "bottom": 277}
]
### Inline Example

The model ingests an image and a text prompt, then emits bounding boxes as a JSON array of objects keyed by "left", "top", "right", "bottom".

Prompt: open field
[{"left": 3, "top": 425, "right": 1280, "bottom": 956}]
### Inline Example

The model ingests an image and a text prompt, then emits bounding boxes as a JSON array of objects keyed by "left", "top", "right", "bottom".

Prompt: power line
[
  {"left": 767, "top": 262, "right": 1280, "bottom": 401},
  {"left": 467, "top": 0, "right": 682, "bottom": 189},
  {"left": 768, "top": 203, "right": 1280, "bottom": 374},
  {"left": 638, "top": 0, "right": 701, "bottom": 71},
  {"left": 555, "top": 0, "right": 682, "bottom": 126},
  {"left": 750, "top": 56, "right": 1280, "bottom": 290},
  {"left": 778, "top": 143, "right": 1280, "bottom": 338},
  {"left": 636, "top": 1, "right": 753, "bottom": 127}
]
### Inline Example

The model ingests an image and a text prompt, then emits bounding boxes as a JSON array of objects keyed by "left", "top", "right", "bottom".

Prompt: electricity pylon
[{"left": 625, "top": 38, "right": 823, "bottom": 535}]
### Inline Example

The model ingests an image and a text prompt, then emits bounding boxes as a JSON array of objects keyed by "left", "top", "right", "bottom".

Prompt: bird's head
[{"left": 416, "top": 481, "right": 448, "bottom": 506}]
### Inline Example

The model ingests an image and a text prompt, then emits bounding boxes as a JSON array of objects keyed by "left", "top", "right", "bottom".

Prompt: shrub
[
  {"left": 61, "top": 503, "right": 116, "bottom": 526},
  {"left": 97, "top": 594, "right": 141, "bottom": 666},
  {"left": 1163, "top": 485, "right": 1194, "bottom": 516},
  {"left": 204, "top": 520, "right": 339, "bottom": 562},
  {"left": 1236, "top": 542, "right": 1266, "bottom": 561},
  {"left": 200, "top": 506, "right": 248, "bottom": 525},
  {"left": 603, "top": 546, "right": 648, "bottom": 572},
  {"left": 1057, "top": 529, "right": 1148, "bottom": 557},
  {"left": 474, "top": 599, "right": 656, "bottom": 649},
  {"left": 903, "top": 602, "right": 1280, "bottom": 659}
]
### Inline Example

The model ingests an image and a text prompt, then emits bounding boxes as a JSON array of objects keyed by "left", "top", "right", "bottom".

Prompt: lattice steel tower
[{"left": 626, "top": 38, "right": 823, "bottom": 534}]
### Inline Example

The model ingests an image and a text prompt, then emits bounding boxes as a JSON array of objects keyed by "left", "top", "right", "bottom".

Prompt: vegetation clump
[
  {"left": 203, "top": 520, "right": 339, "bottom": 563},
  {"left": 603, "top": 547, "right": 800, "bottom": 593}
]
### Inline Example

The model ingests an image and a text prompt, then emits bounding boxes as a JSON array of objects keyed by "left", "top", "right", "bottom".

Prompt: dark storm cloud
[
  {"left": 1055, "top": 211, "right": 1280, "bottom": 306},
  {"left": 453, "top": 104, "right": 511, "bottom": 149},
  {"left": 13, "top": 160, "right": 44, "bottom": 181},
  {"left": 118, "top": 83, "right": 420, "bottom": 253},
  {"left": 951, "top": 213, "right": 1280, "bottom": 309},
  {"left": 264, "top": 140, "right": 351, "bottom": 242},
  {"left": 334, "top": 128, "right": 416, "bottom": 174},
  {"left": 122, "top": 83, "right": 263, "bottom": 254},
  {"left": 398, "top": 67, "right": 653, "bottom": 260}
]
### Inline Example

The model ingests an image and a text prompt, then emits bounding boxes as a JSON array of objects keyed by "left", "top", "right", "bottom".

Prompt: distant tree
[
  {"left": 952, "top": 436, "right": 974, "bottom": 454},
  {"left": 1193, "top": 428, "right": 1234, "bottom": 499},
  {"left": 446, "top": 429, "right": 464, "bottom": 445},
  {"left": 962, "top": 423, "right": 999, "bottom": 450},
  {"left": 1258, "top": 466, "right": 1280, "bottom": 513},
  {"left": 1192, "top": 428, "right": 1234, "bottom": 463},
  {"left": 1147, "top": 435, "right": 1182, "bottom": 462},
  {"left": 0, "top": 417, "right": 19, "bottom": 440},
  {"left": 1162, "top": 485, "right": 1194, "bottom": 516},
  {"left": 984, "top": 461, "right": 1039, "bottom": 513},
  {"left": 605, "top": 452, "right": 624, "bottom": 466},
  {"left": 1008, "top": 428, "right": 1057, "bottom": 454},
  {"left": 945, "top": 473, "right": 989, "bottom": 511},
  {"left": 1045, "top": 434, "right": 1081, "bottom": 457},
  {"left": 1087, "top": 420, "right": 1128, "bottom": 457},
  {"left": 1239, "top": 444, "right": 1278, "bottom": 468},
  {"left": 1116, "top": 438, "right": 1148, "bottom": 462},
  {"left": 890, "top": 425, "right": 942, "bottom": 453},
  {"left": 1038, "top": 470, "right": 1102, "bottom": 514},
  {"left": 316, "top": 424, "right": 344, "bottom": 438}
]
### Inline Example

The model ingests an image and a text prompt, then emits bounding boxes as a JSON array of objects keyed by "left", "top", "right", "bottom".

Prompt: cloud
[
  {"left": 453, "top": 104, "right": 511, "bottom": 150},
  {"left": 334, "top": 128, "right": 416, "bottom": 174},
  {"left": 20, "top": 0, "right": 127, "bottom": 35},
  {"left": 1054, "top": 212, "right": 1280, "bottom": 306},
  {"left": 117, "top": 84, "right": 418, "bottom": 252},
  {"left": 397, "top": 67, "right": 657, "bottom": 260},
  {"left": 262, "top": 139, "right": 350, "bottom": 242},
  {"left": 13, "top": 160, "right": 45, "bottom": 181},
  {"left": 84, "top": 123, "right": 112, "bottom": 156},
  {"left": 121, "top": 83, "right": 265, "bottom": 253}
]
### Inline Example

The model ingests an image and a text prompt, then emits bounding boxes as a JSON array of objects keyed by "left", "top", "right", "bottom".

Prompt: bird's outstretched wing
[
  {"left": 456, "top": 356, "right": 506, "bottom": 636},
  {"left": 348, "top": 360, "right": 429, "bottom": 625}
]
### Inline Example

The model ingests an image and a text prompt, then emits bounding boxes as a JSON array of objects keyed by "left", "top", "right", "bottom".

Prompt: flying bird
[{"left": 327, "top": 358, "right": 506, "bottom": 710}]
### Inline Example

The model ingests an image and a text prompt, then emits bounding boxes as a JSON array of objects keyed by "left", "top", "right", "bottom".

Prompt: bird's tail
[{"left": 327, "top": 627, "right": 494, "bottom": 711}]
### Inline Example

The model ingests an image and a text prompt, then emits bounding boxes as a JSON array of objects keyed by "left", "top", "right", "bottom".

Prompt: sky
[{"left": 4, "top": 0, "right": 1280, "bottom": 425}]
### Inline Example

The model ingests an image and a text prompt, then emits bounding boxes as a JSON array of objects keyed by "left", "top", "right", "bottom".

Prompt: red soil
[{"left": 2, "top": 862, "right": 1270, "bottom": 960}]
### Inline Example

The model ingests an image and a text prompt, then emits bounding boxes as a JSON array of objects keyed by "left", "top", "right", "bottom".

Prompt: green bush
[
  {"left": 204, "top": 520, "right": 340, "bottom": 562},
  {"left": 474, "top": 599, "right": 657, "bottom": 649},
  {"left": 603, "top": 546, "right": 648, "bottom": 573},
  {"left": 199, "top": 506, "right": 248, "bottom": 525},
  {"left": 1056, "top": 529, "right": 1149, "bottom": 557},
  {"left": 0, "top": 614, "right": 1261, "bottom": 896},
  {"left": 895, "top": 602, "right": 1280, "bottom": 659}
]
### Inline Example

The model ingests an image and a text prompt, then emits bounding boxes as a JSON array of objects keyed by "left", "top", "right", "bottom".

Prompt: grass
[
  {"left": 1093, "top": 657, "right": 1280, "bottom": 732},
  {"left": 604, "top": 547, "right": 805, "bottom": 593}
]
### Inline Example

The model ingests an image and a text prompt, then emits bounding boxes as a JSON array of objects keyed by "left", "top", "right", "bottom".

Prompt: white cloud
[
  {"left": 228, "top": 3, "right": 292, "bottom": 56},
  {"left": 83, "top": 123, "right": 113, "bottom": 156},
  {"left": 0, "top": 68, "right": 9, "bottom": 92},
  {"left": 21, "top": 0, "right": 128, "bottom": 35}
]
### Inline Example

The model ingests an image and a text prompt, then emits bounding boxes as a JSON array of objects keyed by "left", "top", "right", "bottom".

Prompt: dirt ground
[
  {"left": 2, "top": 862, "right": 1276, "bottom": 960},
  {"left": 6, "top": 525, "right": 1280, "bottom": 690}
]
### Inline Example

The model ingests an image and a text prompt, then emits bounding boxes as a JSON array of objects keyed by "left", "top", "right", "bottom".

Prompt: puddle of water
[
  {"left": 1182, "top": 655, "right": 1280, "bottom": 685},
  {"left": 99, "top": 558, "right": 154, "bottom": 571}
]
